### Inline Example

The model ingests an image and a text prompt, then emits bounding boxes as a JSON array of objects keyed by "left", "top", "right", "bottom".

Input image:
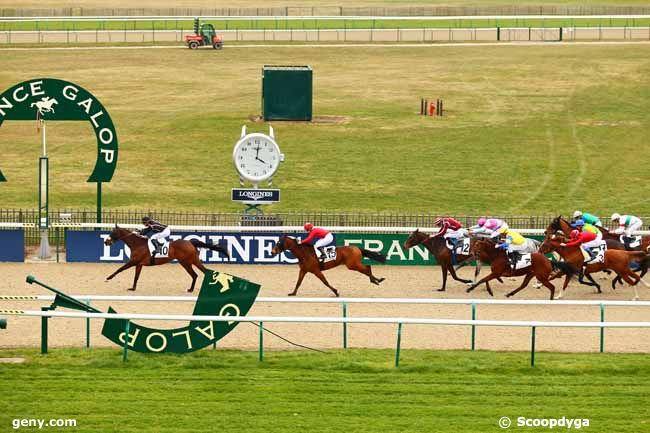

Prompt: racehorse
[
  {"left": 466, "top": 238, "right": 557, "bottom": 300},
  {"left": 403, "top": 229, "right": 478, "bottom": 292},
  {"left": 545, "top": 216, "right": 647, "bottom": 286},
  {"left": 104, "top": 225, "right": 229, "bottom": 292},
  {"left": 271, "top": 235, "right": 386, "bottom": 297},
  {"left": 539, "top": 234, "right": 650, "bottom": 300}
]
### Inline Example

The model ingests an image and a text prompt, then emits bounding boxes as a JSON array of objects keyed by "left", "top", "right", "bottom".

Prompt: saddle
[
  {"left": 445, "top": 237, "right": 471, "bottom": 256},
  {"left": 509, "top": 253, "right": 532, "bottom": 270},
  {"left": 584, "top": 243, "right": 607, "bottom": 264},
  {"left": 620, "top": 235, "right": 641, "bottom": 250}
]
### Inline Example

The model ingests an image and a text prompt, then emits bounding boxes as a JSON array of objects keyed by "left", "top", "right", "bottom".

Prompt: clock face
[{"left": 233, "top": 133, "right": 282, "bottom": 183}]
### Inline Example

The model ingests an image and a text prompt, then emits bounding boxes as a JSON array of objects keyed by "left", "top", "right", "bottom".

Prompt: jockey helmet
[
  {"left": 142, "top": 216, "right": 151, "bottom": 223},
  {"left": 573, "top": 210, "right": 582, "bottom": 219},
  {"left": 303, "top": 223, "right": 313, "bottom": 231},
  {"left": 477, "top": 217, "right": 487, "bottom": 227},
  {"left": 611, "top": 213, "right": 621, "bottom": 221},
  {"left": 574, "top": 219, "right": 585, "bottom": 227},
  {"left": 434, "top": 218, "right": 444, "bottom": 226},
  {"left": 570, "top": 229, "right": 580, "bottom": 239}
]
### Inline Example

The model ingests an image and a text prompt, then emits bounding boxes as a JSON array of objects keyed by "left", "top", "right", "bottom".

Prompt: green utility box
[{"left": 262, "top": 65, "right": 312, "bottom": 121}]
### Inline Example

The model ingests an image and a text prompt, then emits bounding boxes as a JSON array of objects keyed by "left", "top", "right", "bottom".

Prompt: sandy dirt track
[{"left": 1, "top": 262, "right": 649, "bottom": 353}]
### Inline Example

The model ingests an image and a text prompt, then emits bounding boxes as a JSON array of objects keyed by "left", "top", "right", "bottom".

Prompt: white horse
[{"left": 31, "top": 97, "right": 58, "bottom": 115}]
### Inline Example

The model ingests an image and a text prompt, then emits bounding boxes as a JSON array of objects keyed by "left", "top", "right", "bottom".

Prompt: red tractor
[{"left": 185, "top": 18, "right": 223, "bottom": 50}]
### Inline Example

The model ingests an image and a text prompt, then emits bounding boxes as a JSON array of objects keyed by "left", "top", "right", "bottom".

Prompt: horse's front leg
[
  {"left": 288, "top": 268, "right": 307, "bottom": 296},
  {"left": 128, "top": 265, "right": 143, "bottom": 292},
  {"left": 106, "top": 261, "right": 136, "bottom": 281},
  {"left": 467, "top": 271, "right": 500, "bottom": 293}
]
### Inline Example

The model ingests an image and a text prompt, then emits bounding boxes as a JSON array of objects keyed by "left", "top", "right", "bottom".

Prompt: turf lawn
[
  {"left": 0, "top": 44, "right": 648, "bottom": 215},
  {"left": 0, "top": 348, "right": 649, "bottom": 432}
]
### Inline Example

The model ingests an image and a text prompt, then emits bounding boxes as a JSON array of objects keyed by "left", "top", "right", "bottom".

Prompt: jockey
[
  {"left": 572, "top": 210, "right": 602, "bottom": 227},
  {"left": 560, "top": 229, "right": 601, "bottom": 264},
  {"left": 140, "top": 216, "right": 171, "bottom": 263},
  {"left": 300, "top": 223, "right": 333, "bottom": 261},
  {"left": 470, "top": 217, "right": 508, "bottom": 237},
  {"left": 611, "top": 213, "right": 643, "bottom": 248},
  {"left": 495, "top": 227, "right": 527, "bottom": 268},
  {"left": 430, "top": 217, "right": 464, "bottom": 249},
  {"left": 566, "top": 222, "right": 603, "bottom": 263}
]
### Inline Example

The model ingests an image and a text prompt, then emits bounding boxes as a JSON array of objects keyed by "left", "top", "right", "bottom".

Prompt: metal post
[
  {"left": 600, "top": 303, "right": 605, "bottom": 353},
  {"left": 395, "top": 323, "right": 402, "bottom": 367},
  {"left": 96, "top": 182, "right": 102, "bottom": 224},
  {"left": 85, "top": 299, "right": 91, "bottom": 348},
  {"left": 40, "top": 307, "right": 49, "bottom": 355},
  {"left": 122, "top": 320, "right": 130, "bottom": 362},
  {"left": 471, "top": 302, "right": 476, "bottom": 351},
  {"left": 530, "top": 326, "right": 536, "bottom": 367},
  {"left": 259, "top": 321, "right": 264, "bottom": 361},
  {"left": 55, "top": 226, "right": 59, "bottom": 263},
  {"left": 342, "top": 302, "right": 347, "bottom": 349}
]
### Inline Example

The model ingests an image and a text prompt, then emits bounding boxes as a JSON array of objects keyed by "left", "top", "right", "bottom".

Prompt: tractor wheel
[
  {"left": 188, "top": 41, "right": 199, "bottom": 50},
  {"left": 213, "top": 42, "right": 223, "bottom": 50}
]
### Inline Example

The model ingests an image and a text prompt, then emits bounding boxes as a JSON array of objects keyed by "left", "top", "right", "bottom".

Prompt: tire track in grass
[
  {"left": 567, "top": 115, "right": 587, "bottom": 199},
  {"left": 507, "top": 117, "right": 556, "bottom": 213}
]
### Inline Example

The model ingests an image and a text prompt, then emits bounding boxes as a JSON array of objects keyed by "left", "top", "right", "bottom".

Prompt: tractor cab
[{"left": 185, "top": 18, "right": 223, "bottom": 50}]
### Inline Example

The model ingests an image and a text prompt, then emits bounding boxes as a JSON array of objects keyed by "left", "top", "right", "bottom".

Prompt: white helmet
[
  {"left": 573, "top": 210, "right": 582, "bottom": 219},
  {"left": 611, "top": 213, "right": 621, "bottom": 221}
]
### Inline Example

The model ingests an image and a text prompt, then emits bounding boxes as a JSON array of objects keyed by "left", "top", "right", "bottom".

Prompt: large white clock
[{"left": 233, "top": 126, "right": 284, "bottom": 185}]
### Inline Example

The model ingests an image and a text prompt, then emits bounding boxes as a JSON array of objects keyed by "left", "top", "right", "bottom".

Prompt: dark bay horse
[
  {"left": 540, "top": 234, "right": 650, "bottom": 300},
  {"left": 271, "top": 235, "right": 386, "bottom": 297},
  {"left": 104, "top": 226, "right": 229, "bottom": 292},
  {"left": 466, "top": 238, "right": 556, "bottom": 300},
  {"left": 403, "top": 229, "right": 479, "bottom": 292}
]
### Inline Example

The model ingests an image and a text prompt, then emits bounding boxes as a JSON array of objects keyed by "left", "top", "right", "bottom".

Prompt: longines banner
[{"left": 64, "top": 230, "right": 545, "bottom": 265}]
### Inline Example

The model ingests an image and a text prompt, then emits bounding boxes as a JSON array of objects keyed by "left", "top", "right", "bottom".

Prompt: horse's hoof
[
  {"left": 438, "top": 288, "right": 446, "bottom": 292},
  {"left": 465, "top": 288, "right": 472, "bottom": 293},
  {"left": 287, "top": 293, "right": 296, "bottom": 297},
  {"left": 377, "top": 278, "right": 385, "bottom": 284},
  {"left": 187, "top": 289, "right": 194, "bottom": 293},
  {"left": 127, "top": 288, "right": 135, "bottom": 292}
]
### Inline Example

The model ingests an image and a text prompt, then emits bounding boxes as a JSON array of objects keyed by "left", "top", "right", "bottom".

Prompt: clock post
[{"left": 232, "top": 125, "right": 284, "bottom": 215}]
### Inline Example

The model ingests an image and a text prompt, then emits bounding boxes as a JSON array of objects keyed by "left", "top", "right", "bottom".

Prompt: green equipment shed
[{"left": 262, "top": 65, "right": 312, "bottom": 121}]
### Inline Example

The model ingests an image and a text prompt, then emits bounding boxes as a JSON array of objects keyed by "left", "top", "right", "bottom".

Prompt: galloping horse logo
[{"left": 30, "top": 96, "right": 59, "bottom": 115}]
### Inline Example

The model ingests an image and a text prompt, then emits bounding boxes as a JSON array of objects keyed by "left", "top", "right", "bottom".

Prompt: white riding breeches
[
  {"left": 444, "top": 228, "right": 465, "bottom": 239},
  {"left": 625, "top": 221, "right": 643, "bottom": 237},
  {"left": 150, "top": 227, "right": 171, "bottom": 246},
  {"left": 583, "top": 233, "right": 604, "bottom": 249},
  {"left": 507, "top": 242, "right": 528, "bottom": 254},
  {"left": 314, "top": 233, "right": 334, "bottom": 249}
]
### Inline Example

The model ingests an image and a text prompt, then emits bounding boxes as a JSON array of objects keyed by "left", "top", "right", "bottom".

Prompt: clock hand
[{"left": 256, "top": 156, "right": 267, "bottom": 164}]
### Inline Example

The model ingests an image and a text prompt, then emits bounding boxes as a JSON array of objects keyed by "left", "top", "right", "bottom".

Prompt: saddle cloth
[
  {"left": 148, "top": 240, "right": 171, "bottom": 258},
  {"left": 446, "top": 237, "right": 471, "bottom": 256},
  {"left": 514, "top": 253, "right": 532, "bottom": 270},
  {"left": 321, "top": 246, "right": 337, "bottom": 263},
  {"left": 620, "top": 235, "right": 642, "bottom": 248},
  {"left": 585, "top": 244, "right": 607, "bottom": 264}
]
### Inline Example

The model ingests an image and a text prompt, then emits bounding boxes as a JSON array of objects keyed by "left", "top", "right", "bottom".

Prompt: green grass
[
  {"left": 2, "top": 17, "right": 650, "bottom": 32},
  {"left": 0, "top": 44, "right": 648, "bottom": 214},
  {"left": 0, "top": 348, "right": 649, "bottom": 432}
]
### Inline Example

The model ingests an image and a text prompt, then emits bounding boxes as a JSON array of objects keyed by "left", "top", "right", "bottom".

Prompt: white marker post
[{"left": 37, "top": 117, "right": 51, "bottom": 259}]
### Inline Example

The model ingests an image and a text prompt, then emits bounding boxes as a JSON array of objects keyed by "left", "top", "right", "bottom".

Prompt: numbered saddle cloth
[
  {"left": 321, "top": 246, "right": 337, "bottom": 263},
  {"left": 446, "top": 237, "right": 471, "bottom": 256},
  {"left": 514, "top": 253, "right": 532, "bottom": 270},
  {"left": 148, "top": 240, "right": 170, "bottom": 258},
  {"left": 586, "top": 244, "right": 607, "bottom": 264},
  {"left": 621, "top": 235, "right": 642, "bottom": 248}
]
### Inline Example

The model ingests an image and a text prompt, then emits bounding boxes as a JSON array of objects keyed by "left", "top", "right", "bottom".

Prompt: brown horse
[
  {"left": 466, "top": 238, "right": 556, "bottom": 300},
  {"left": 104, "top": 226, "right": 229, "bottom": 292},
  {"left": 539, "top": 234, "right": 650, "bottom": 300},
  {"left": 403, "top": 229, "right": 480, "bottom": 292},
  {"left": 546, "top": 216, "right": 648, "bottom": 286},
  {"left": 271, "top": 235, "right": 386, "bottom": 297}
]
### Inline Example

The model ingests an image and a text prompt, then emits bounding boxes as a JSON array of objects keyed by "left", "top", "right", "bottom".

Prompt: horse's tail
[
  {"left": 190, "top": 239, "right": 230, "bottom": 258},
  {"left": 360, "top": 248, "right": 386, "bottom": 263}
]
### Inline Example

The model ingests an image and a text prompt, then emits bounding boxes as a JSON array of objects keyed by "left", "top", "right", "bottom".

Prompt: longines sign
[{"left": 231, "top": 188, "right": 280, "bottom": 204}]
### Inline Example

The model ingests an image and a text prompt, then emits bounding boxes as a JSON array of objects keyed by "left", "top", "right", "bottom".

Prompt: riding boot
[
  {"left": 585, "top": 248, "right": 597, "bottom": 264},
  {"left": 508, "top": 252, "right": 519, "bottom": 268},
  {"left": 317, "top": 247, "right": 326, "bottom": 261},
  {"left": 622, "top": 236, "right": 632, "bottom": 250},
  {"left": 150, "top": 240, "right": 160, "bottom": 265}
]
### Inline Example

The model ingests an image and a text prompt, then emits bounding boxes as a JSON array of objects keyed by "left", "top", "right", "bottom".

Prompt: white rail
[
  {"left": 1, "top": 15, "right": 649, "bottom": 22},
  {"left": 2, "top": 295, "right": 650, "bottom": 307},
  {"left": 1, "top": 309, "right": 650, "bottom": 328}
]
